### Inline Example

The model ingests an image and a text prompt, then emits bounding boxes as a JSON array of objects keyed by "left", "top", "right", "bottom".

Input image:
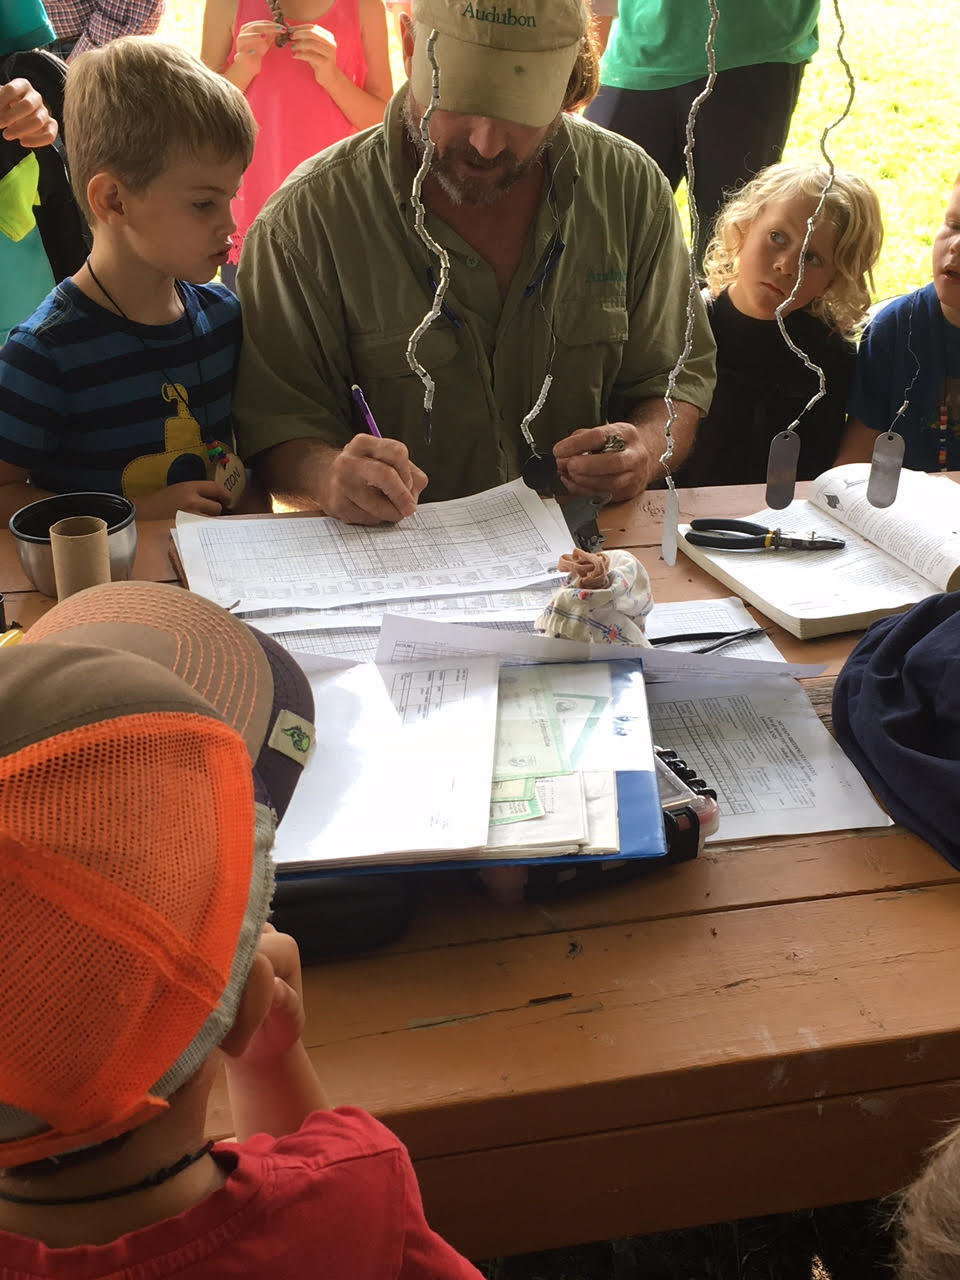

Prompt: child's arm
[
  {"left": 223, "top": 924, "right": 329, "bottom": 1141},
  {"left": 833, "top": 416, "right": 880, "bottom": 465},
  {"left": 0, "top": 466, "right": 231, "bottom": 523},
  {"left": 290, "top": 0, "right": 393, "bottom": 131},
  {"left": 201, "top": 0, "right": 279, "bottom": 92},
  {"left": 0, "top": 330, "right": 66, "bottom": 521},
  {"left": 833, "top": 302, "right": 901, "bottom": 467}
]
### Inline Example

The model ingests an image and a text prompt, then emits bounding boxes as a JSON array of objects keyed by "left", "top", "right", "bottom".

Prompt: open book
[{"left": 678, "top": 464, "right": 960, "bottom": 639}]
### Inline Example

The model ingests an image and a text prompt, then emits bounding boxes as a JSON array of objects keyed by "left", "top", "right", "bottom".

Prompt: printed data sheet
[
  {"left": 645, "top": 676, "right": 891, "bottom": 842},
  {"left": 174, "top": 479, "right": 571, "bottom": 609}
]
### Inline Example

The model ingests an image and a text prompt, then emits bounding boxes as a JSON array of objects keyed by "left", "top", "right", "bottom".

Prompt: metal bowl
[{"left": 10, "top": 493, "right": 137, "bottom": 597}]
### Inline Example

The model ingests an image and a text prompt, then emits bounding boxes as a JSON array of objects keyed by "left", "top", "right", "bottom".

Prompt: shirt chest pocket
[
  {"left": 351, "top": 325, "right": 459, "bottom": 380},
  {"left": 549, "top": 295, "right": 629, "bottom": 411},
  {"left": 552, "top": 295, "right": 629, "bottom": 350}
]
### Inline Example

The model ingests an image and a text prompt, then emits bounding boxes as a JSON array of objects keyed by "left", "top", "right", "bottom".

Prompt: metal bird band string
[
  {"left": 659, "top": 0, "right": 719, "bottom": 482},
  {"left": 405, "top": 28, "right": 449, "bottom": 445},
  {"left": 772, "top": 0, "right": 856, "bottom": 438}
]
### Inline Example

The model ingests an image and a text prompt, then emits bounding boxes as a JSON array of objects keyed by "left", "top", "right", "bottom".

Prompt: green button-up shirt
[{"left": 235, "top": 87, "right": 716, "bottom": 504}]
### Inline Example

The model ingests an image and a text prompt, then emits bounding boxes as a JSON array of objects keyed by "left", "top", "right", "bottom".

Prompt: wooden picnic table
[{"left": 4, "top": 479, "right": 960, "bottom": 1261}]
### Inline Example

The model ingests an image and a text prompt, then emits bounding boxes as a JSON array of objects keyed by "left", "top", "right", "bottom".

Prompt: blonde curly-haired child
[
  {"left": 678, "top": 163, "right": 883, "bottom": 487},
  {"left": 894, "top": 1117, "right": 960, "bottom": 1279}
]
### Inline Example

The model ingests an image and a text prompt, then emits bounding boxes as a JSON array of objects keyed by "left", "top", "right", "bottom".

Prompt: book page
[
  {"left": 810, "top": 465, "right": 960, "bottom": 591},
  {"left": 682, "top": 501, "right": 939, "bottom": 622}
]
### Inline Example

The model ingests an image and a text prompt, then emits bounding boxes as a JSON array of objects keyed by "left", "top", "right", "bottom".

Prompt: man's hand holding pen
[
  {"left": 316, "top": 383, "right": 427, "bottom": 524},
  {"left": 320, "top": 434, "right": 428, "bottom": 525}
]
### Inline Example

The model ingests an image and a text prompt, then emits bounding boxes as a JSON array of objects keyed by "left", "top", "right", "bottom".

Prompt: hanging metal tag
[
  {"left": 765, "top": 431, "right": 801, "bottom": 510},
  {"left": 661, "top": 484, "right": 680, "bottom": 566},
  {"left": 521, "top": 452, "right": 559, "bottom": 493},
  {"left": 866, "top": 431, "right": 905, "bottom": 508}
]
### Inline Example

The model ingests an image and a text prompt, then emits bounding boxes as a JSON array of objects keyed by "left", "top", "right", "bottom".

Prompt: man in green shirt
[
  {"left": 586, "top": 1, "right": 819, "bottom": 265},
  {"left": 234, "top": 0, "right": 716, "bottom": 525}
]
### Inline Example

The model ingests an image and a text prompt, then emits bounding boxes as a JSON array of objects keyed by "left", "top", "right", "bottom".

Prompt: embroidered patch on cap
[{"left": 268, "top": 709, "right": 315, "bottom": 764}]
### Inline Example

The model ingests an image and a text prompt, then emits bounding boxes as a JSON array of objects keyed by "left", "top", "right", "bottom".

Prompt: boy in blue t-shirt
[
  {"left": 838, "top": 173, "right": 960, "bottom": 472},
  {"left": 0, "top": 37, "right": 256, "bottom": 523}
]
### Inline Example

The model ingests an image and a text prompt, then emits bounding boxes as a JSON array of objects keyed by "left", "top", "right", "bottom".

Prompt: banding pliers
[{"left": 685, "top": 518, "right": 845, "bottom": 552}]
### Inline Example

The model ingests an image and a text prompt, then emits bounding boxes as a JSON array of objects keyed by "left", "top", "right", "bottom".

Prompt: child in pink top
[{"left": 201, "top": 0, "right": 391, "bottom": 278}]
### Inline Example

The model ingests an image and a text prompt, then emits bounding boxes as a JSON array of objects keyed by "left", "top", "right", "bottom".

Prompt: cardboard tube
[{"left": 50, "top": 515, "right": 111, "bottom": 601}]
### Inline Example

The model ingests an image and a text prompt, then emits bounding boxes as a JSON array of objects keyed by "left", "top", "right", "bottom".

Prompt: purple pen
[{"left": 351, "top": 383, "right": 382, "bottom": 438}]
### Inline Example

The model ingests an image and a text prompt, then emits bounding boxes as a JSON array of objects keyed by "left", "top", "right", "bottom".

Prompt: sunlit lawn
[{"left": 159, "top": 0, "right": 955, "bottom": 303}]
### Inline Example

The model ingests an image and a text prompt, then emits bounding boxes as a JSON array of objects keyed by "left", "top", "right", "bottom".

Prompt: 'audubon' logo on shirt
[
  {"left": 586, "top": 269, "right": 628, "bottom": 283},
  {"left": 460, "top": 3, "right": 537, "bottom": 27}
]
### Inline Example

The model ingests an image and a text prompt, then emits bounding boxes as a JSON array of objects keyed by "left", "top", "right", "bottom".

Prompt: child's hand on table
[{"left": 134, "top": 480, "right": 233, "bottom": 520}]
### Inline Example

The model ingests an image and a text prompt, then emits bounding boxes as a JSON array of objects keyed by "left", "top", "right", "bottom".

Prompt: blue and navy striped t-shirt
[{"left": 0, "top": 279, "right": 241, "bottom": 498}]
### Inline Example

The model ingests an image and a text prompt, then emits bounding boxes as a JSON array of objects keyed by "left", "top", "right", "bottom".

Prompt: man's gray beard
[{"left": 402, "top": 94, "right": 561, "bottom": 207}]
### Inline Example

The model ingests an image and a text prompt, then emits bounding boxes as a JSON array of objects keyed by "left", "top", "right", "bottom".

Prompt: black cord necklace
[
  {"left": 84, "top": 257, "right": 210, "bottom": 435},
  {"left": 0, "top": 1141, "right": 215, "bottom": 1206}
]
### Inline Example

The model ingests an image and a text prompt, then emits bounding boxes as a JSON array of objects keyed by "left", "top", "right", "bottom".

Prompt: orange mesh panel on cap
[{"left": 0, "top": 713, "right": 253, "bottom": 1160}]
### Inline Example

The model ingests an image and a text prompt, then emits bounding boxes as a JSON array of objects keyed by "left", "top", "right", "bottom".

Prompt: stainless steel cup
[{"left": 9, "top": 493, "right": 137, "bottom": 598}]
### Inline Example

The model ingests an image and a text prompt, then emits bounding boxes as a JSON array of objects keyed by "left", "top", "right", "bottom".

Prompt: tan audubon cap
[{"left": 409, "top": 0, "right": 587, "bottom": 128}]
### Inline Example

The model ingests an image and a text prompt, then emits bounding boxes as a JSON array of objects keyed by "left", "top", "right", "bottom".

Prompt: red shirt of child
[{"left": 0, "top": 1109, "right": 484, "bottom": 1278}]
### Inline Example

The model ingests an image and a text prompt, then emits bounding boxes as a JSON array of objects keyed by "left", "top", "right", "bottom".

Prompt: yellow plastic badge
[{"left": 268, "top": 709, "right": 315, "bottom": 765}]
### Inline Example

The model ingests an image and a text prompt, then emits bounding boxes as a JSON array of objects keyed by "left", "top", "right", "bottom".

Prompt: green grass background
[{"left": 159, "top": 0, "right": 956, "bottom": 303}]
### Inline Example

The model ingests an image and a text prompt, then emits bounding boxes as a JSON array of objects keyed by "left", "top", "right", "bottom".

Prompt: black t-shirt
[{"left": 677, "top": 288, "right": 856, "bottom": 487}]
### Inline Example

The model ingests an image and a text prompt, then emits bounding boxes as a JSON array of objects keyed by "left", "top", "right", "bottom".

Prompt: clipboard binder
[{"left": 275, "top": 658, "right": 666, "bottom": 879}]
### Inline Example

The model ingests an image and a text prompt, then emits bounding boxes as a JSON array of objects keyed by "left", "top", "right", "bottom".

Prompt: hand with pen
[{"left": 319, "top": 385, "right": 428, "bottom": 524}]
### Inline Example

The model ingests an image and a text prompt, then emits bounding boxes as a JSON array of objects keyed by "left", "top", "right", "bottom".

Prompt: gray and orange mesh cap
[
  {"left": 24, "top": 580, "right": 315, "bottom": 822},
  {"left": 409, "top": 0, "right": 587, "bottom": 127},
  {"left": 0, "top": 644, "right": 273, "bottom": 1166}
]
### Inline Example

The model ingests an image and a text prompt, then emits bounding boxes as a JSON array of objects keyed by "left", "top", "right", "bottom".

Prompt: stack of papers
[
  {"left": 172, "top": 480, "right": 572, "bottom": 663},
  {"left": 173, "top": 478, "right": 815, "bottom": 674},
  {"left": 271, "top": 654, "right": 664, "bottom": 872},
  {"left": 368, "top": 616, "right": 892, "bottom": 850},
  {"left": 171, "top": 480, "right": 893, "bottom": 866}
]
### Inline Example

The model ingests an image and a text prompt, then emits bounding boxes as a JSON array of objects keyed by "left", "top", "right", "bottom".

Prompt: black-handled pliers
[{"left": 685, "top": 518, "right": 846, "bottom": 552}]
